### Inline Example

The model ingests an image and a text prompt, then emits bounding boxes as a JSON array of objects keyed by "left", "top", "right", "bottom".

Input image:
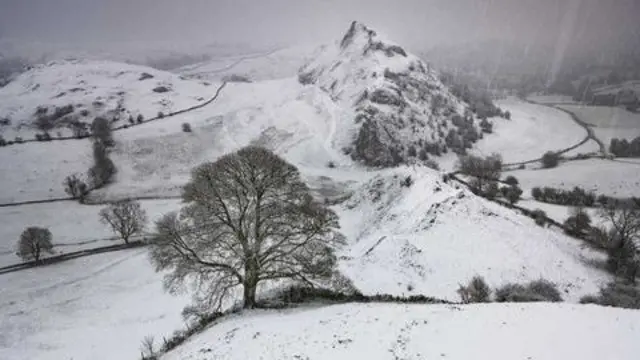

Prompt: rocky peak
[{"left": 299, "top": 22, "right": 478, "bottom": 168}]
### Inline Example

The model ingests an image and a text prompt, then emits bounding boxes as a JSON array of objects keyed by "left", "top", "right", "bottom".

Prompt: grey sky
[{"left": 0, "top": 0, "right": 638, "bottom": 52}]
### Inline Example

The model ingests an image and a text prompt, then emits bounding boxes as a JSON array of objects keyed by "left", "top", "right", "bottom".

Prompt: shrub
[
  {"left": 457, "top": 276, "right": 491, "bottom": 303},
  {"left": 484, "top": 182, "right": 500, "bottom": 200},
  {"left": 407, "top": 145, "right": 417, "bottom": 157},
  {"left": 580, "top": 282, "right": 640, "bottom": 309},
  {"left": 157, "top": 112, "right": 165, "bottom": 119},
  {"left": 541, "top": 151, "right": 560, "bottom": 168},
  {"left": 504, "top": 185, "right": 523, "bottom": 205},
  {"left": 532, "top": 209, "right": 547, "bottom": 226},
  {"left": 14, "top": 136, "right": 23, "bottom": 143},
  {"left": 152, "top": 86, "right": 171, "bottom": 93},
  {"left": 327, "top": 161, "right": 336, "bottom": 169},
  {"left": 531, "top": 187, "right": 542, "bottom": 200},
  {"left": 181, "top": 122, "right": 192, "bottom": 132},
  {"left": 137, "top": 114, "right": 144, "bottom": 123},
  {"left": 401, "top": 175, "right": 413, "bottom": 188},
  {"left": 91, "top": 117, "right": 114, "bottom": 148},
  {"left": 89, "top": 141, "right": 116, "bottom": 188},
  {"left": 504, "top": 176, "right": 519, "bottom": 186},
  {"left": 495, "top": 279, "right": 562, "bottom": 302},
  {"left": 564, "top": 207, "right": 592, "bottom": 236},
  {"left": 63, "top": 174, "right": 89, "bottom": 203},
  {"left": 0, "top": 135, "right": 5, "bottom": 147}
]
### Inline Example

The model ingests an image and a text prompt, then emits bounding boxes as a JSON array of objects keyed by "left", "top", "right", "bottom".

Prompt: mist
[{"left": 1, "top": 0, "right": 638, "bottom": 54}]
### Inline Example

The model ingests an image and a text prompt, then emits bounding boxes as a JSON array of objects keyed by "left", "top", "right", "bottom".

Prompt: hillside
[
  {"left": 0, "top": 59, "right": 214, "bottom": 140},
  {"left": 163, "top": 303, "right": 640, "bottom": 360},
  {"left": 0, "top": 21, "right": 630, "bottom": 360},
  {"left": 300, "top": 21, "right": 472, "bottom": 166}
]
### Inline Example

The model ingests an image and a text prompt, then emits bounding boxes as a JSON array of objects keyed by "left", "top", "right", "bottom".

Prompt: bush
[
  {"left": 0, "top": 135, "right": 6, "bottom": 147},
  {"left": 181, "top": 122, "right": 192, "bottom": 132},
  {"left": 580, "top": 282, "right": 640, "bottom": 309},
  {"left": 564, "top": 207, "right": 592, "bottom": 236},
  {"left": 157, "top": 112, "right": 165, "bottom": 119},
  {"left": 327, "top": 161, "right": 336, "bottom": 168},
  {"left": 457, "top": 276, "right": 491, "bottom": 303},
  {"left": 532, "top": 209, "right": 547, "bottom": 226},
  {"left": 504, "top": 176, "right": 519, "bottom": 186},
  {"left": 63, "top": 174, "right": 89, "bottom": 203},
  {"left": 89, "top": 141, "right": 116, "bottom": 189},
  {"left": 531, "top": 187, "right": 542, "bottom": 200},
  {"left": 541, "top": 151, "right": 560, "bottom": 168},
  {"left": 504, "top": 185, "right": 523, "bottom": 205},
  {"left": 401, "top": 175, "right": 413, "bottom": 188},
  {"left": 137, "top": 114, "right": 144, "bottom": 123},
  {"left": 91, "top": 117, "right": 114, "bottom": 148},
  {"left": 495, "top": 279, "right": 562, "bottom": 302}
]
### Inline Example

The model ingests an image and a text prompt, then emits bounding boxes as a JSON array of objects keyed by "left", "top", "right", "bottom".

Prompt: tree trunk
[
  {"left": 243, "top": 279, "right": 257, "bottom": 309},
  {"left": 123, "top": 234, "right": 129, "bottom": 244}
]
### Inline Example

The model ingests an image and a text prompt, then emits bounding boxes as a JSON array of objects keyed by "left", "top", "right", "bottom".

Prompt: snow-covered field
[
  {"left": 509, "top": 158, "right": 640, "bottom": 198},
  {"left": 0, "top": 59, "right": 215, "bottom": 140},
  {"left": 0, "top": 199, "right": 181, "bottom": 267},
  {"left": 0, "top": 250, "right": 190, "bottom": 360},
  {"left": 472, "top": 98, "right": 586, "bottom": 163},
  {"left": 557, "top": 104, "right": 640, "bottom": 144},
  {"left": 527, "top": 94, "right": 577, "bottom": 104},
  {"left": 163, "top": 303, "right": 640, "bottom": 360},
  {"left": 0, "top": 21, "right": 633, "bottom": 360},
  {"left": 178, "top": 45, "right": 316, "bottom": 82}
]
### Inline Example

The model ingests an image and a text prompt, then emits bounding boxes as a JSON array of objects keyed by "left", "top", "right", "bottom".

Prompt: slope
[
  {"left": 337, "top": 166, "right": 609, "bottom": 302},
  {"left": 163, "top": 303, "right": 640, "bottom": 360},
  {"left": 0, "top": 59, "right": 213, "bottom": 140}
]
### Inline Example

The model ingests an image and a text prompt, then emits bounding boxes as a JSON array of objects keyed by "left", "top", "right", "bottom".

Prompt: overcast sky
[{"left": 1, "top": 0, "right": 638, "bottom": 53}]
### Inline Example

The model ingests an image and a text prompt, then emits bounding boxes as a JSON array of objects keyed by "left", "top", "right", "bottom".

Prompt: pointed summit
[{"left": 299, "top": 22, "right": 475, "bottom": 167}]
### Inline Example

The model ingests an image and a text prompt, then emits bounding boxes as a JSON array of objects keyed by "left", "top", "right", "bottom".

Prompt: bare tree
[
  {"left": 148, "top": 146, "right": 342, "bottom": 310},
  {"left": 599, "top": 201, "right": 640, "bottom": 283},
  {"left": 63, "top": 174, "right": 89, "bottom": 203},
  {"left": 17, "top": 227, "right": 53, "bottom": 262},
  {"left": 99, "top": 200, "right": 148, "bottom": 244}
]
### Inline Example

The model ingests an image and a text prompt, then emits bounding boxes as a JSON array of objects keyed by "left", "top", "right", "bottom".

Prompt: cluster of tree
[
  {"left": 609, "top": 137, "right": 640, "bottom": 158},
  {"left": 531, "top": 186, "right": 596, "bottom": 207},
  {"left": 17, "top": 199, "right": 148, "bottom": 263},
  {"left": 457, "top": 154, "right": 523, "bottom": 205},
  {"left": 445, "top": 115, "right": 480, "bottom": 155},
  {"left": 439, "top": 72, "right": 508, "bottom": 120},
  {"left": 532, "top": 185, "right": 640, "bottom": 209},
  {"left": 561, "top": 203, "right": 640, "bottom": 284},
  {"left": 541, "top": 151, "right": 560, "bottom": 168},
  {"left": 457, "top": 276, "right": 562, "bottom": 303},
  {"left": 63, "top": 117, "right": 117, "bottom": 202}
]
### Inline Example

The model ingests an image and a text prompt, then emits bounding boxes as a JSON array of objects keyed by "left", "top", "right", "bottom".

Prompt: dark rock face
[{"left": 354, "top": 120, "right": 397, "bottom": 167}]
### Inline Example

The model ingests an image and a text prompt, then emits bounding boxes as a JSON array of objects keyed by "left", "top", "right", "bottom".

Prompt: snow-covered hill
[
  {"left": 163, "top": 303, "right": 640, "bottom": 360},
  {"left": 299, "top": 21, "right": 471, "bottom": 166},
  {"left": 337, "top": 166, "right": 608, "bottom": 302},
  {"left": 0, "top": 59, "right": 214, "bottom": 139}
]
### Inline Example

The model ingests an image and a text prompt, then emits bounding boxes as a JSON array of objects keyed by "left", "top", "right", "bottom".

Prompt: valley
[{"left": 0, "top": 21, "right": 638, "bottom": 360}]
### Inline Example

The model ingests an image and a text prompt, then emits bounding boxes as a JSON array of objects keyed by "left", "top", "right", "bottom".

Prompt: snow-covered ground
[
  {"left": 163, "top": 303, "right": 640, "bottom": 360},
  {"left": 178, "top": 45, "right": 316, "bottom": 82},
  {"left": 0, "top": 59, "right": 215, "bottom": 140},
  {"left": 336, "top": 167, "right": 609, "bottom": 302},
  {"left": 472, "top": 98, "right": 586, "bottom": 163},
  {"left": 557, "top": 104, "right": 640, "bottom": 144},
  {"left": 0, "top": 199, "right": 181, "bottom": 267},
  {"left": 508, "top": 158, "right": 640, "bottom": 198},
  {"left": 0, "top": 250, "right": 190, "bottom": 360},
  {"left": 527, "top": 94, "right": 578, "bottom": 104}
]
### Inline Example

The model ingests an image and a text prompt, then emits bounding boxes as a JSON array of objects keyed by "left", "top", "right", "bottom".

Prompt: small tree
[
  {"left": 17, "top": 227, "right": 53, "bottom": 262},
  {"left": 504, "top": 176, "right": 519, "bottom": 186},
  {"left": 531, "top": 187, "right": 542, "bottom": 200},
  {"left": 541, "top": 151, "right": 560, "bottom": 168},
  {"left": 181, "top": 123, "right": 192, "bottom": 133},
  {"left": 532, "top": 209, "right": 547, "bottom": 226},
  {"left": 148, "top": 146, "right": 342, "bottom": 310},
  {"left": 599, "top": 201, "right": 640, "bottom": 283},
  {"left": 91, "top": 117, "right": 114, "bottom": 147},
  {"left": 564, "top": 207, "right": 592, "bottom": 237},
  {"left": 504, "top": 185, "right": 523, "bottom": 205},
  {"left": 63, "top": 174, "right": 89, "bottom": 202},
  {"left": 457, "top": 276, "right": 491, "bottom": 303},
  {"left": 99, "top": 200, "right": 147, "bottom": 244},
  {"left": 89, "top": 140, "right": 116, "bottom": 188}
]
